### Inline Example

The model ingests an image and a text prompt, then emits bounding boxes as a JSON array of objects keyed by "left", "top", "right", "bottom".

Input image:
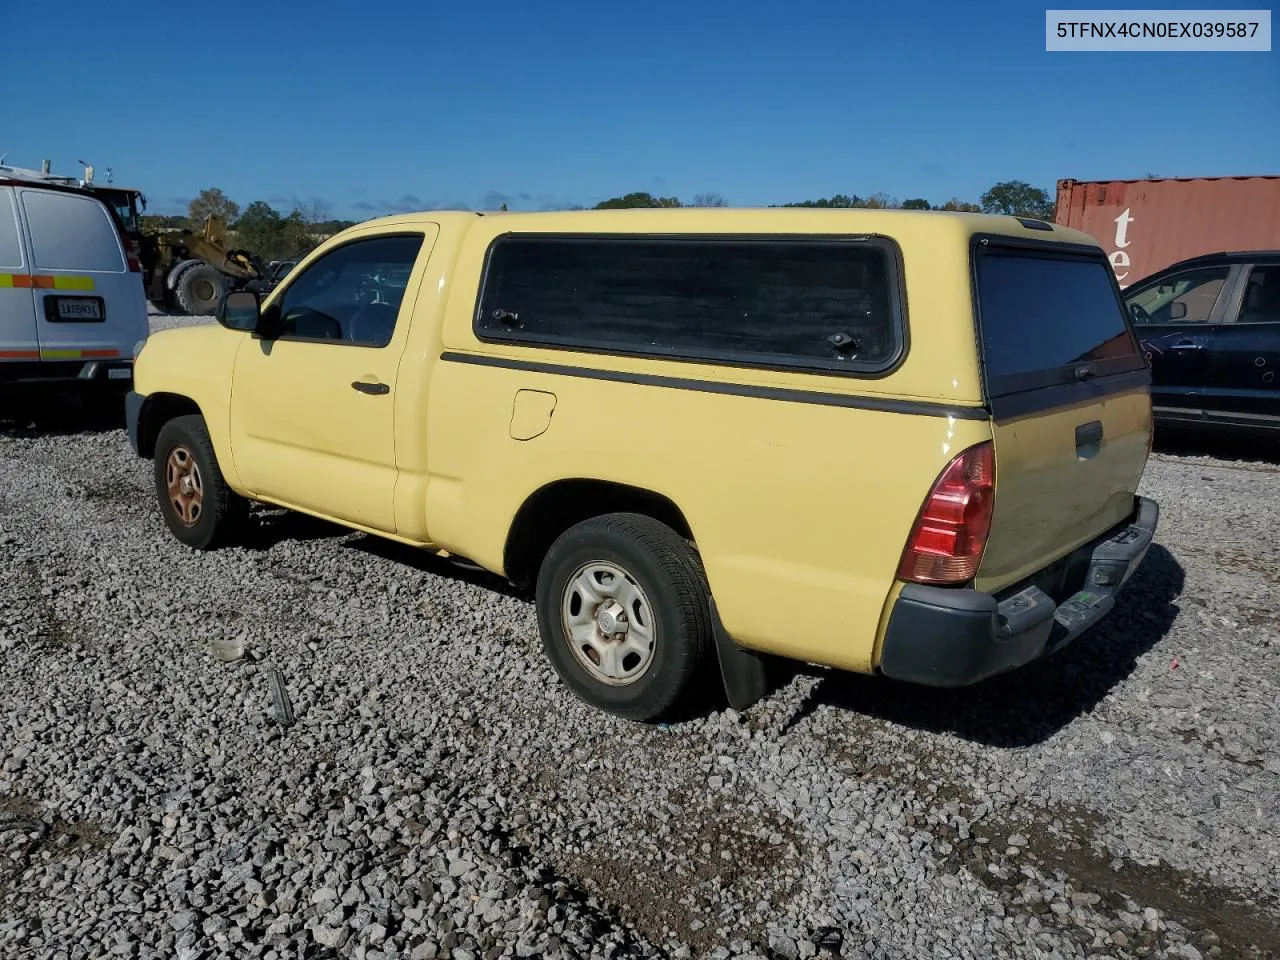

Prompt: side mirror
[
  {"left": 1169, "top": 301, "right": 1188, "bottom": 320},
  {"left": 216, "top": 290, "right": 261, "bottom": 332}
]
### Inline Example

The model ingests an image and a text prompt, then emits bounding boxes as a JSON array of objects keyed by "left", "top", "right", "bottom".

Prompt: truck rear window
[{"left": 975, "top": 247, "right": 1144, "bottom": 395}]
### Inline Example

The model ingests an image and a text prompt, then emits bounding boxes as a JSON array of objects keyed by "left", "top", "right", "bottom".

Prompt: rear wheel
[
  {"left": 174, "top": 264, "right": 226, "bottom": 315},
  {"left": 535, "top": 513, "right": 714, "bottom": 722},
  {"left": 153, "top": 415, "right": 246, "bottom": 549}
]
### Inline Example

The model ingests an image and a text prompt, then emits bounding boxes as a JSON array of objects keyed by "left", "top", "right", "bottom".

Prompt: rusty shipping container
[{"left": 1054, "top": 175, "right": 1280, "bottom": 287}]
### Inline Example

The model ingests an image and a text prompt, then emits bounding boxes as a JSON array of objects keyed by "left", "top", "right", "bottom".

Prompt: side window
[
  {"left": 1238, "top": 266, "right": 1280, "bottom": 324},
  {"left": 475, "top": 236, "right": 903, "bottom": 373},
  {"left": 0, "top": 191, "right": 23, "bottom": 269},
  {"left": 1125, "top": 266, "right": 1228, "bottom": 325},
  {"left": 275, "top": 234, "right": 424, "bottom": 347},
  {"left": 19, "top": 189, "right": 125, "bottom": 273}
]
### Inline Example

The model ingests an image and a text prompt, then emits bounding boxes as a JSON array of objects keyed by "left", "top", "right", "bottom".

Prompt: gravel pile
[{"left": 1, "top": 315, "right": 1277, "bottom": 959}]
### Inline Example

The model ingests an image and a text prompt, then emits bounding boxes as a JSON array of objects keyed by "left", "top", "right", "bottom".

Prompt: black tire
[
  {"left": 174, "top": 264, "right": 226, "bottom": 315},
  {"left": 535, "top": 512, "right": 713, "bottom": 722},
  {"left": 153, "top": 414, "right": 247, "bottom": 550}
]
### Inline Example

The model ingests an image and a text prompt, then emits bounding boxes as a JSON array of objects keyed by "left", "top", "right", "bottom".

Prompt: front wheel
[
  {"left": 535, "top": 513, "right": 714, "bottom": 722},
  {"left": 153, "top": 415, "right": 247, "bottom": 550}
]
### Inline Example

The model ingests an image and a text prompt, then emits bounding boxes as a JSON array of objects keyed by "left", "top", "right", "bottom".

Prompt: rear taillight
[
  {"left": 897, "top": 441, "right": 995, "bottom": 586},
  {"left": 125, "top": 238, "right": 143, "bottom": 273}
]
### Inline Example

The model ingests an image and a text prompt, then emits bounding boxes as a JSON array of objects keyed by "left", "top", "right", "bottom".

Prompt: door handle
[
  {"left": 351, "top": 380, "right": 389, "bottom": 395},
  {"left": 1169, "top": 341, "right": 1205, "bottom": 351}
]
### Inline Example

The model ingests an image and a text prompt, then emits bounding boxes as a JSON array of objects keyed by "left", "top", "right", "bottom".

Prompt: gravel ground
[{"left": 1, "top": 314, "right": 1277, "bottom": 960}]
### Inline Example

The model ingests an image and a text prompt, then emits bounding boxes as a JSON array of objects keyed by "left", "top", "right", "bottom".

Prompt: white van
[{"left": 0, "top": 180, "right": 149, "bottom": 402}]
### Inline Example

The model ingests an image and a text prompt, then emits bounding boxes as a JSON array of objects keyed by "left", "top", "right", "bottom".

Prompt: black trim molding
[
  {"left": 988, "top": 368, "right": 1152, "bottom": 421},
  {"left": 438, "top": 351, "right": 990, "bottom": 420}
]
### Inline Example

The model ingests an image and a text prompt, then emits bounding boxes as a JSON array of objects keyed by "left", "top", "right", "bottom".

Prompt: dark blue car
[{"left": 1125, "top": 250, "right": 1280, "bottom": 435}]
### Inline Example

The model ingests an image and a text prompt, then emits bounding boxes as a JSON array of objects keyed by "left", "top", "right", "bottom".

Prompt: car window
[
  {"left": 19, "top": 189, "right": 125, "bottom": 273},
  {"left": 276, "top": 234, "right": 424, "bottom": 347},
  {"left": 475, "top": 235, "right": 903, "bottom": 373},
  {"left": 94, "top": 190, "right": 140, "bottom": 234},
  {"left": 111, "top": 199, "right": 138, "bottom": 234},
  {"left": 1237, "top": 266, "right": 1280, "bottom": 324},
  {"left": 0, "top": 191, "right": 23, "bottom": 268},
  {"left": 1125, "top": 266, "right": 1228, "bottom": 325}
]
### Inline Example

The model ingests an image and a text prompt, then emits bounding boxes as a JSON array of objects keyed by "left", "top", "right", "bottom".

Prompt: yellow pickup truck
[{"left": 126, "top": 208, "right": 1158, "bottom": 722}]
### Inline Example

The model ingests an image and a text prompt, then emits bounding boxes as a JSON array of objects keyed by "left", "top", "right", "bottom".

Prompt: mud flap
[{"left": 710, "top": 599, "right": 773, "bottom": 711}]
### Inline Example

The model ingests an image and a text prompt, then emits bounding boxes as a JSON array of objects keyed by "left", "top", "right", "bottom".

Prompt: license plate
[
  {"left": 56, "top": 298, "right": 103, "bottom": 321},
  {"left": 107, "top": 368, "right": 131, "bottom": 380}
]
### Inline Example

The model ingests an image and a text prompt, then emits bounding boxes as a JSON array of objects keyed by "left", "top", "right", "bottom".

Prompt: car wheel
[
  {"left": 535, "top": 512, "right": 713, "bottom": 722},
  {"left": 153, "top": 414, "right": 247, "bottom": 550}
]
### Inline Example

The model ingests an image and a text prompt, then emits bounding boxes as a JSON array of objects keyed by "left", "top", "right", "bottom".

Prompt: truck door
[
  {"left": 1124, "top": 263, "right": 1234, "bottom": 425},
  {"left": 0, "top": 187, "right": 39, "bottom": 368},
  {"left": 228, "top": 228, "right": 436, "bottom": 532}
]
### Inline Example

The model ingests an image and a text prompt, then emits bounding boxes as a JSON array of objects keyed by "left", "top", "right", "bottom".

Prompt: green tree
[
  {"left": 296, "top": 198, "right": 336, "bottom": 233},
  {"left": 139, "top": 214, "right": 186, "bottom": 233},
  {"left": 594, "top": 192, "right": 682, "bottom": 209},
  {"left": 979, "top": 180, "right": 1054, "bottom": 220},
  {"left": 277, "top": 210, "right": 315, "bottom": 258},
  {"left": 187, "top": 187, "right": 240, "bottom": 228},
  {"left": 858, "top": 192, "right": 896, "bottom": 209},
  {"left": 312, "top": 218, "right": 358, "bottom": 234},
  {"left": 937, "top": 198, "right": 982, "bottom": 212},
  {"left": 233, "top": 201, "right": 284, "bottom": 256},
  {"left": 779, "top": 194, "right": 864, "bottom": 208},
  {"left": 902, "top": 198, "right": 931, "bottom": 210},
  {"left": 228, "top": 200, "right": 325, "bottom": 260},
  {"left": 690, "top": 192, "right": 728, "bottom": 207}
]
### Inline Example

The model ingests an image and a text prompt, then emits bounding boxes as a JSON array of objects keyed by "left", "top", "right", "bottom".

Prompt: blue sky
[{"left": 4, "top": 0, "right": 1276, "bottom": 217}]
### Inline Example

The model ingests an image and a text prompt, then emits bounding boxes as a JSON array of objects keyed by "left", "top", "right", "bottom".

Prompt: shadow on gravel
[
  {"left": 0, "top": 391, "right": 125, "bottom": 438},
  {"left": 785, "top": 544, "right": 1186, "bottom": 747},
  {"left": 343, "top": 536, "right": 528, "bottom": 600},
  {"left": 239, "top": 508, "right": 353, "bottom": 551},
  {"left": 1154, "top": 424, "right": 1280, "bottom": 465},
  {"left": 339, "top": 535, "right": 736, "bottom": 722}
]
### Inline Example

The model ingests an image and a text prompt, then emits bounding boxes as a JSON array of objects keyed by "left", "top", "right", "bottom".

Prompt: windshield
[
  {"left": 1124, "top": 267, "right": 1229, "bottom": 324},
  {"left": 113, "top": 201, "right": 138, "bottom": 232}
]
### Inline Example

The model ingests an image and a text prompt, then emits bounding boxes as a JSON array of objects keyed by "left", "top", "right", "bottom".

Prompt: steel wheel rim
[
  {"left": 165, "top": 445, "right": 204, "bottom": 527},
  {"left": 560, "top": 561, "right": 656, "bottom": 686},
  {"left": 191, "top": 276, "right": 216, "bottom": 304}
]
